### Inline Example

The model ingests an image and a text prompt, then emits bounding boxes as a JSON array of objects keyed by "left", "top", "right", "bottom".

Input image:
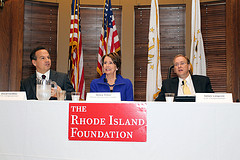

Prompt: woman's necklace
[
  {"left": 107, "top": 78, "right": 116, "bottom": 87},
  {"left": 108, "top": 84, "right": 115, "bottom": 87}
]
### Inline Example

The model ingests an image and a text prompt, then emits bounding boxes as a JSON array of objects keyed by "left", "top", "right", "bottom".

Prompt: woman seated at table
[{"left": 90, "top": 52, "right": 133, "bottom": 101}]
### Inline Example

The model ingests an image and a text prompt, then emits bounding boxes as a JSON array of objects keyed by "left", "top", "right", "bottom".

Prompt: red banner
[{"left": 68, "top": 103, "right": 147, "bottom": 142}]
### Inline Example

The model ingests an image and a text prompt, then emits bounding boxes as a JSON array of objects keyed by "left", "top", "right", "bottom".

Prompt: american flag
[
  {"left": 97, "top": 0, "right": 121, "bottom": 76},
  {"left": 69, "top": 0, "right": 85, "bottom": 99}
]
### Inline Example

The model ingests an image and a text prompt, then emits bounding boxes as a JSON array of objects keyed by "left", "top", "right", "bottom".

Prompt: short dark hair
[
  {"left": 102, "top": 52, "right": 121, "bottom": 74},
  {"left": 173, "top": 54, "right": 190, "bottom": 65},
  {"left": 30, "top": 46, "right": 47, "bottom": 61}
]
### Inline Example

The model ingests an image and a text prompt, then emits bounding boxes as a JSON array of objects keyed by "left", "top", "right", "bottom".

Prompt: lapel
[
  {"left": 168, "top": 77, "right": 179, "bottom": 96},
  {"left": 49, "top": 69, "right": 57, "bottom": 81},
  {"left": 173, "top": 78, "right": 179, "bottom": 96},
  {"left": 30, "top": 73, "right": 37, "bottom": 98},
  {"left": 191, "top": 75, "right": 200, "bottom": 92},
  {"left": 49, "top": 70, "right": 60, "bottom": 87}
]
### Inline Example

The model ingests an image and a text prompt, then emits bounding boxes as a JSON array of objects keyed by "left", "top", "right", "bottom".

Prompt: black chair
[{"left": 167, "top": 65, "right": 174, "bottom": 79}]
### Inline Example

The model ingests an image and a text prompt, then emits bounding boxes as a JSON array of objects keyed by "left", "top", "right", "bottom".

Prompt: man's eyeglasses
[{"left": 174, "top": 62, "right": 187, "bottom": 67}]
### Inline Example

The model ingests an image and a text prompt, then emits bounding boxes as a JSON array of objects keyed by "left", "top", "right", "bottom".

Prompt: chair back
[{"left": 167, "top": 65, "right": 177, "bottom": 79}]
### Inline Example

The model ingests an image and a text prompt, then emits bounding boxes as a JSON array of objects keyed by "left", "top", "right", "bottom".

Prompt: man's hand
[{"left": 51, "top": 85, "right": 61, "bottom": 97}]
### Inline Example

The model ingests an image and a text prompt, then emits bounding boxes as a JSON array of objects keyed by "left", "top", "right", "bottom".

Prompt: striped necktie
[{"left": 183, "top": 80, "right": 191, "bottom": 95}]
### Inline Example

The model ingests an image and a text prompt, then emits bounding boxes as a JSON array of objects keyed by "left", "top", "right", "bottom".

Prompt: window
[
  {"left": 23, "top": 0, "right": 58, "bottom": 80},
  {"left": 80, "top": 6, "right": 122, "bottom": 93},
  {"left": 134, "top": 5, "right": 186, "bottom": 101},
  {"left": 201, "top": 1, "right": 227, "bottom": 92}
]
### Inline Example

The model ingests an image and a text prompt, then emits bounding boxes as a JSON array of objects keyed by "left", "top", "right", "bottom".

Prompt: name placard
[
  {"left": 86, "top": 92, "right": 121, "bottom": 102},
  {"left": 0, "top": 92, "right": 27, "bottom": 100},
  {"left": 196, "top": 93, "right": 233, "bottom": 103},
  {"left": 68, "top": 103, "right": 147, "bottom": 142}
]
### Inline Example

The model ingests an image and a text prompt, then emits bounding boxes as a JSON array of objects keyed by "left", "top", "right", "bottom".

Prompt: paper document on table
[
  {"left": 196, "top": 93, "right": 232, "bottom": 103},
  {"left": 0, "top": 92, "right": 27, "bottom": 100},
  {"left": 86, "top": 92, "right": 121, "bottom": 102}
]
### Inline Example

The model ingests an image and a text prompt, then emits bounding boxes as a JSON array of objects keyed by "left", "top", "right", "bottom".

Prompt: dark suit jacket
[
  {"left": 155, "top": 75, "right": 214, "bottom": 101},
  {"left": 20, "top": 70, "right": 75, "bottom": 100}
]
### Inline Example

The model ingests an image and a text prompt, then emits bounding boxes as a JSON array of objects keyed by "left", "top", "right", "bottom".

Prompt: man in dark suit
[
  {"left": 20, "top": 46, "right": 75, "bottom": 100},
  {"left": 155, "top": 54, "right": 214, "bottom": 101}
]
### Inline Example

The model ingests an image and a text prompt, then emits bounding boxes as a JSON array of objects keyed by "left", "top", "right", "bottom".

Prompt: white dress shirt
[
  {"left": 36, "top": 70, "right": 50, "bottom": 80},
  {"left": 177, "top": 74, "right": 196, "bottom": 96}
]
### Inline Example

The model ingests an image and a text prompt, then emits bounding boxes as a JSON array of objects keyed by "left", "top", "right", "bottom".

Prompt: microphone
[
  {"left": 104, "top": 78, "right": 107, "bottom": 83},
  {"left": 42, "top": 74, "right": 46, "bottom": 79},
  {"left": 182, "top": 81, "right": 184, "bottom": 86}
]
